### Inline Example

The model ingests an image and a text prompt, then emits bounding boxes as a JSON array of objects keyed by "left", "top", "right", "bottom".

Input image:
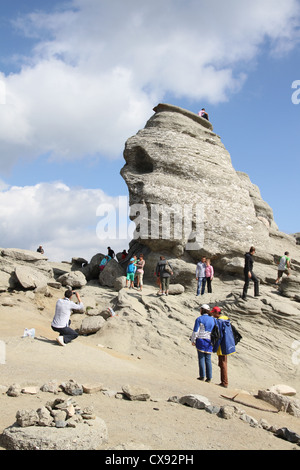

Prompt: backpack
[
  {"left": 164, "top": 261, "right": 172, "bottom": 274},
  {"left": 210, "top": 321, "right": 221, "bottom": 347},
  {"left": 231, "top": 324, "right": 242, "bottom": 345}
]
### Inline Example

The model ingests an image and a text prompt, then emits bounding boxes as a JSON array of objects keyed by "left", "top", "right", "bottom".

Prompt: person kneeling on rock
[{"left": 51, "top": 290, "right": 84, "bottom": 346}]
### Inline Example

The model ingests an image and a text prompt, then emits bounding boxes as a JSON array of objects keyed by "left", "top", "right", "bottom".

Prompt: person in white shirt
[{"left": 51, "top": 290, "right": 84, "bottom": 346}]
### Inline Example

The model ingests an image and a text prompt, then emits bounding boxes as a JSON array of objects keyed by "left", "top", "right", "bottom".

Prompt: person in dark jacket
[
  {"left": 155, "top": 256, "right": 173, "bottom": 295},
  {"left": 242, "top": 246, "right": 259, "bottom": 300}
]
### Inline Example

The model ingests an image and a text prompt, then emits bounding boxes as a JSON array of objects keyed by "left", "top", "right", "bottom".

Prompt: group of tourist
[
  {"left": 195, "top": 256, "right": 214, "bottom": 296},
  {"left": 125, "top": 254, "right": 145, "bottom": 291},
  {"left": 190, "top": 304, "right": 237, "bottom": 388}
]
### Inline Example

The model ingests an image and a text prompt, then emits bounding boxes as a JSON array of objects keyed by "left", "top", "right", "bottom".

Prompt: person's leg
[
  {"left": 165, "top": 276, "right": 170, "bottom": 295},
  {"left": 218, "top": 355, "right": 228, "bottom": 387},
  {"left": 201, "top": 277, "right": 206, "bottom": 295},
  {"left": 197, "top": 350, "right": 205, "bottom": 379},
  {"left": 206, "top": 277, "right": 212, "bottom": 293},
  {"left": 204, "top": 353, "right": 212, "bottom": 381},
  {"left": 197, "top": 277, "right": 204, "bottom": 296},
  {"left": 52, "top": 325, "right": 78, "bottom": 345},
  {"left": 252, "top": 272, "right": 259, "bottom": 296},
  {"left": 161, "top": 277, "right": 166, "bottom": 294},
  {"left": 139, "top": 273, "right": 143, "bottom": 290},
  {"left": 242, "top": 273, "right": 249, "bottom": 299}
]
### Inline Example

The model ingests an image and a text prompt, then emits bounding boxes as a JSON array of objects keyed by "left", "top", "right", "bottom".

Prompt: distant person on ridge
[
  {"left": 198, "top": 108, "right": 209, "bottom": 120},
  {"left": 107, "top": 246, "right": 115, "bottom": 258},
  {"left": 242, "top": 246, "right": 259, "bottom": 300},
  {"left": 37, "top": 245, "right": 44, "bottom": 254}
]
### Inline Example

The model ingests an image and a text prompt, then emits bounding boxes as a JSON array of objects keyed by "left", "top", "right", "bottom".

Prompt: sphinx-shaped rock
[{"left": 121, "top": 104, "right": 300, "bottom": 276}]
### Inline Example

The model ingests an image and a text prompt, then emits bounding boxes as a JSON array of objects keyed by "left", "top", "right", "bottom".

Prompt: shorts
[
  {"left": 278, "top": 269, "right": 290, "bottom": 278},
  {"left": 126, "top": 272, "right": 135, "bottom": 281}
]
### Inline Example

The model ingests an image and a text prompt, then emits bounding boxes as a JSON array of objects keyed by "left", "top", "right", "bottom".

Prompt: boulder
[
  {"left": 99, "top": 259, "right": 124, "bottom": 287},
  {"left": 57, "top": 270, "right": 87, "bottom": 288},
  {"left": 79, "top": 316, "right": 106, "bottom": 335},
  {"left": 15, "top": 265, "right": 50, "bottom": 290}
]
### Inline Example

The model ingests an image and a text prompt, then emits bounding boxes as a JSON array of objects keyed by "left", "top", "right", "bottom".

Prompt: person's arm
[{"left": 70, "top": 292, "right": 84, "bottom": 310}]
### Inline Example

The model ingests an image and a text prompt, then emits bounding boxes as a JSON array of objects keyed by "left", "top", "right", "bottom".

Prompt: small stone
[
  {"left": 122, "top": 384, "right": 151, "bottom": 401},
  {"left": 7, "top": 384, "right": 22, "bottom": 397},
  {"left": 178, "top": 394, "right": 211, "bottom": 409},
  {"left": 82, "top": 383, "right": 103, "bottom": 394},
  {"left": 16, "top": 409, "right": 39, "bottom": 427},
  {"left": 37, "top": 407, "right": 53, "bottom": 427},
  {"left": 269, "top": 384, "right": 297, "bottom": 396},
  {"left": 40, "top": 380, "right": 59, "bottom": 394},
  {"left": 62, "top": 380, "right": 83, "bottom": 396},
  {"left": 217, "top": 406, "right": 236, "bottom": 420},
  {"left": 21, "top": 386, "right": 39, "bottom": 395}
]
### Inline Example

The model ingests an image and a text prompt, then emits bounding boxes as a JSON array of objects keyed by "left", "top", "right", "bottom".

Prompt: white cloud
[
  {"left": 0, "top": 182, "right": 131, "bottom": 262},
  {"left": 0, "top": 0, "right": 299, "bottom": 172}
]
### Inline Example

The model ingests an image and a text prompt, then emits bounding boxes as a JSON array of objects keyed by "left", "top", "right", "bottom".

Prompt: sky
[{"left": 0, "top": 0, "right": 299, "bottom": 262}]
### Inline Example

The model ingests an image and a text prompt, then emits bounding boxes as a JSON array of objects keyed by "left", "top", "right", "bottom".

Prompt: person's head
[
  {"left": 210, "top": 306, "right": 221, "bottom": 318},
  {"left": 200, "top": 304, "right": 210, "bottom": 315},
  {"left": 201, "top": 256, "right": 206, "bottom": 263},
  {"left": 64, "top": 289, "right": 73, "bottom": 299},
  {"left": 206, "top": 258, "right": 211, "bottom": 265},
  {"left": 160, "top": 256, "right": 165, "bottom": 260},
  {"left": 139, "top": 254, "right": 144, "bottom": 259},
  {"left": 284, "top": 251, "right": 289, "bottom": 256},
  {"left": 249, "top": 246, "right": 256, "bottom": 254}
]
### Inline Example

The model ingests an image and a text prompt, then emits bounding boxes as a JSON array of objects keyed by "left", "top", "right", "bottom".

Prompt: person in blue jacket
[
  {"left": 190, "top": 304, "right": 215, "bottom": 382},
  {"left": 211, "top": 306, "right": 236, "bottom": 388}
]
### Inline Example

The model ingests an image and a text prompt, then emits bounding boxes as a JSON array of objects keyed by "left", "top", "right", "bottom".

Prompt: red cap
[{"left": 210, "top": 306, "right": 221, "bottom": 314}]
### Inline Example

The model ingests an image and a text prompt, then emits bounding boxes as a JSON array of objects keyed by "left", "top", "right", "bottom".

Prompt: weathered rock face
[
  {"left": 121, "top": 104, "right": 300, "bottom": 278},
  {"left": 0, "top": 248, "right": 54, "bottom": 292}
]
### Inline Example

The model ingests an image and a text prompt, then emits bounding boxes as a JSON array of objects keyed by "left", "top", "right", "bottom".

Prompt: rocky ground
[{"left": 0, "top": 271, "right": 300, "bottom": 451}]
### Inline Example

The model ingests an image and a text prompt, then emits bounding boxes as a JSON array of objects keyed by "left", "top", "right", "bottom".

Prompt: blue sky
[{"left": 0, "top": 0, "right": 299, "bottom": 261}]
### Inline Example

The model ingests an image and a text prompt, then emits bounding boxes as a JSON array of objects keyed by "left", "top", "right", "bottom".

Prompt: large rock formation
[{"left": 121, "top": 103, "right": 300, "bottom": 287}]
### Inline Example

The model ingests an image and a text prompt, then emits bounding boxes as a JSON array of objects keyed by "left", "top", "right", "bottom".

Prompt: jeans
[
  {"left": 51, "top": 322, "right": 78, "bottom": 344},
  {"left": 197, "top": 350, "right": 212, "bottom": 380},
  {"left": 196, "top": 277, "right": 206, "bottom": 295}
]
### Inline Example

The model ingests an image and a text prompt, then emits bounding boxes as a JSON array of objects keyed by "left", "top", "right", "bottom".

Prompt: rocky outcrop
[
  {"left": 0, "top": 248, "right": 54, "bottom": 292},
  {"left": 121, "top": 103, "right": 300, "bottom": 284}
]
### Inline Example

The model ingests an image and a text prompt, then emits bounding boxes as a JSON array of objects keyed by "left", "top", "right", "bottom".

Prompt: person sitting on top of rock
[
  {"left": 99, "top": 255, "right": 111, "bottom": 272},
  {"left": 198, "top": 108, "right": 209, "bottom": 120}
]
